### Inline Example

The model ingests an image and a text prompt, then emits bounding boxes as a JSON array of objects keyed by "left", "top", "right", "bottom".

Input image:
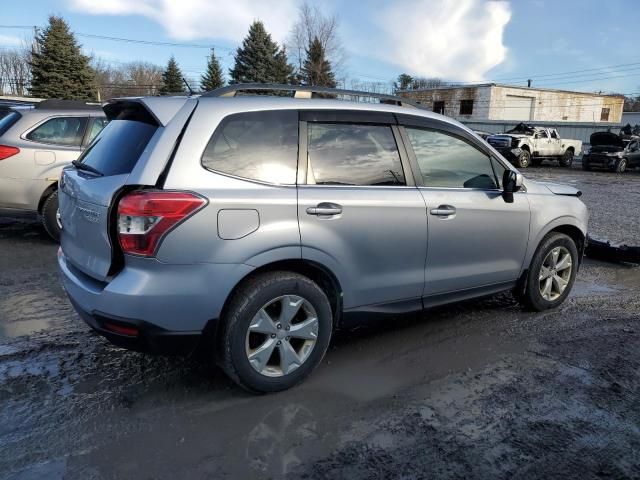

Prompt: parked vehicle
[
  {"left": 486, "top": 123, "right": 582, "bottom": 168},
  {"left": 582, "top": 131, "right": 640, "bottom": 173},
  {"left": 58, "top": 85, "right": 588, "bottom": 393},
  {"left": 0, "top": 100, "right": 108, "bottom": 240}
]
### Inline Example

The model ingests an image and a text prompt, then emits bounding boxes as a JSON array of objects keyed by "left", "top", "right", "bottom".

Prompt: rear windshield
[
  {"left": 77, "top": 119, "right": 157, "bottom": 176},
  {"left": 0, "top": 111, "right": 21, "bottom": 137}
]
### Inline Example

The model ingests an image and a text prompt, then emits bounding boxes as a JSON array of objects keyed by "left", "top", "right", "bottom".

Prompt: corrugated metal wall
[{"left": 461, "top": 119, "right": 622, "bottom": 145}]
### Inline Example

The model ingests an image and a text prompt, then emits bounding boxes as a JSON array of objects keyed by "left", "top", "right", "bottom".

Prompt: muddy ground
[{"left": 1, "top": 164, "right": 639, "bottom": 479}]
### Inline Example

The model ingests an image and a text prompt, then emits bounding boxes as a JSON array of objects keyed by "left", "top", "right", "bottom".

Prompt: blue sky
[{"left": 1, "top": 0, "right": 639, "bottom": 95}]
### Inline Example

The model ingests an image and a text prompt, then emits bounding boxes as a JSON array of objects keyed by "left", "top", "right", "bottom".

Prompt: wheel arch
[
  {"left": 37, "top": 181, "right": 58, "bottom": 214},
  {"left": 205, "top": 258, "right": 344, "bottom": 362},
  {"left": 527, "top": 219, "right": 586, "bottom": 269}
]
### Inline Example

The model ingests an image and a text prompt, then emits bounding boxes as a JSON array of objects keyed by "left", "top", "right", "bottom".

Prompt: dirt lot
[{"left": 1, "top": 164, "right": 639, "bottom": 479}]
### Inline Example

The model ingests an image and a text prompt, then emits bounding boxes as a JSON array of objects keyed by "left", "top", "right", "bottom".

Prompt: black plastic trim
[
  {"left": 69, "top": 297, "right": 202, "bottom": 355},
  {"left": 300, "top": 110, "right": 396, "bottom": 124}
]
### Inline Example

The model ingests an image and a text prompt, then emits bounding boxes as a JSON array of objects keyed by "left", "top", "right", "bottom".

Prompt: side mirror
[{"left": 502, "top": 170, "right": 523, "bottom": 203}]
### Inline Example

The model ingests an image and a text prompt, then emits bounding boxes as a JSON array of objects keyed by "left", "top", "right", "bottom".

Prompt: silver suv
[
  {"left": 0, "top": 100, "right": 107, "bottom": 240},
  {"left": 58, "top": 85, "right": 588, "bottom": 392}
]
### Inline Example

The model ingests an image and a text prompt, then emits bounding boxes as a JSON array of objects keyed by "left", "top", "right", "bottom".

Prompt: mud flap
[{"left": 585, "top": 236, "right": 640, "bottom": 264}]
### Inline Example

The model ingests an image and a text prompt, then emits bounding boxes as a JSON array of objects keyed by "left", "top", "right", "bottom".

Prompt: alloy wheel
[
  {"left": 245, "top": 295, "right": 319, "bottom": 377},
  {"left": 539, "top": 246, "right": 572, "bottom": 301}
]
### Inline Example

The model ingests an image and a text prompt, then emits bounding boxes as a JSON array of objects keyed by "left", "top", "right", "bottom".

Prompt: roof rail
[
  {"left": 35, "top": 99, "right": 102, "bottom": 111},
  {"left": 202, "top": 83, "right": 422, "bottom": 109}
]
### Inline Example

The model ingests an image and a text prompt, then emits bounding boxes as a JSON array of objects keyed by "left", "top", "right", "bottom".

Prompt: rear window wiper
[{"left": 72, "top": 159, "right": 103, "bottom": 177}]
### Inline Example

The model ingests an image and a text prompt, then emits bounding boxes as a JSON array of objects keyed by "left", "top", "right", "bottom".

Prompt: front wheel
[
  {"left": 516, "top": 150, "right": 531, "bottom": 168},
  {"left": 520, "top": 233, "right": 578, "bottom": 311},
  {"left": 614, "top": 158, "right": 627, "bottom": 173},
  {"left": 559, "top": 150, "right": 574, "bottom": 167},
  {"left": 220, "top": 271, "right": 333, "bottom": 393},
  {"left": 41, "top": 190, "right": 60, "bottom": 242}
]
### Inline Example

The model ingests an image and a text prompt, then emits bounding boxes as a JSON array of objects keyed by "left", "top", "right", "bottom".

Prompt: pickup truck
[{"left": 486, "top": 123, "right": 582, "bottom": 168}]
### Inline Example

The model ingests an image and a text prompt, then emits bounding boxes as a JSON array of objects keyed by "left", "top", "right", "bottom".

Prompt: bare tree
[
  {"left": 411, "top": 77, "right": 448, "bottom": 90},
  {"left": 0, "top": 46, "right": 31, "bottom": 96},
  {"left": 287, "top": 1, "right": 345, "bottom": 76},
  {"left": 349, "top": 79, "right": 393, "bottom": 95},
  {"left": 93, "top": 59, "right": 163, "bottom": 100}
]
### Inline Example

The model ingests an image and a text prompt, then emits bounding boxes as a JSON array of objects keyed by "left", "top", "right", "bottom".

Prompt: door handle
[
  {"left": 306, "top": 203, "right": 343, "bottom": 216},
  {"left": 430, "top": 205, "right": 456, "bottom": 216}
]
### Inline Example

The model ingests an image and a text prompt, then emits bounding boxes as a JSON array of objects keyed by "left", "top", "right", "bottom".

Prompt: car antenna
[{"left": 183, "top": 78, "right": 194, "bottom": 96}]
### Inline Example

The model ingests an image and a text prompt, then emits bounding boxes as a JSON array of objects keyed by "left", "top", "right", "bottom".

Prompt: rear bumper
[
  {"left": 58, "top": 247, "right": 254, "bottom": 353},
  {"left": 69, "top": 297, "right": 202, "bottom": 354}
]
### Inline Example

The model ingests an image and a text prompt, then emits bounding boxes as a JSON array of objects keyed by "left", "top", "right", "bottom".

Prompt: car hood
[
  {"left": 590, "top": 131, "right": 624, "bottom": 148},
  {"left": 526, "top": 179, "right": 582, "bottom": 197}
]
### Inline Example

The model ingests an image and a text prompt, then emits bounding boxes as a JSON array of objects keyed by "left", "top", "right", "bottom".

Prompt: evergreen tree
[
  {"left": 230, "top": 21, "right": 294, "bottom": 84},
  {"left": 394, "top": 73, "right": 414, "bottom": 91},
  {"left": 160, "top": 56, "right": 185, "bottom": 94},
  {"left": 273, "top": 47, "right": 296, "bottom": 85},
  {"left": 200, "top": 48, "right": 224, "bottom": 91},
  {"left": 30, "top": 16, "right": 96, "bottom": 100},
  {"left": 300, "top": 36, "right": 335, "bottom": 87}
]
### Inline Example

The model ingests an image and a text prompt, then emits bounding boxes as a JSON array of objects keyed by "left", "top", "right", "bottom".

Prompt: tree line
[{"left": 0, "top": 5, "right": 341, "bottom": 101}]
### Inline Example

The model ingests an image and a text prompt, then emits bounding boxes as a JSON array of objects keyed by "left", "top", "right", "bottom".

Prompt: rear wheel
[
  {"left": 520, "top": 233, "right": 578, "bottom": 311},
  {"left": 41, "top": 190, "right": 60, "bottom": 242},
  {"left": 516, "top": 149, "right": 531, "bottom": 168},
  {"left": 559, "top": 149, "right": 574, "bottom": 167},
  {"left": 614, "top": 158, "right": 627, "bottom": 173},
  {"left": 220, "top": 271, "right": 332, "bottom": 393}
]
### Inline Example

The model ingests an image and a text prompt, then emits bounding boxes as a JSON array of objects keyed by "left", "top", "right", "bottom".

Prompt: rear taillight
[
  {"left": 0, "top": 145, "right": 19, "bottom": 160},
  {"left": 117, "top": 191, "right": 206, "bottom": 257}
]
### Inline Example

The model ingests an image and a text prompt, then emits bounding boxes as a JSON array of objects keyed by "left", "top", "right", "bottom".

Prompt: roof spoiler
[{"left": 103, "top": 97, "right": 192, "bottom": 126}]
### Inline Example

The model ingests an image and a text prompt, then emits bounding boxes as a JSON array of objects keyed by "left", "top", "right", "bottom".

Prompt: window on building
[
  {"left": 406, "top": 127, "right": 498, "bottom": 189},
  {"left": 307, "top": 123, "right": 406, "bottom": 186},
  {"left": 202, "top": 110, "right": 299, "bottom": 184},
  {"left": 459, "top": 99, "right": 474, "bottom": 115},
  {"left": 433, "top": 101, "right": 445, "bottom": 115},
  {"left": 600, "top": 108, "right": 610, "bottom": 122}
]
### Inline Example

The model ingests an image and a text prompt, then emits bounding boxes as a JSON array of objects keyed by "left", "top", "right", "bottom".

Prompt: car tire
[
  {"left": 41, "top": 190, "right": 60, "bottom": 242},
  {"left": 521, "top": 233, "right": 579, "bottom": 312},
  {"left": 531, "top": 158, "right": 543, "bottom": 167},
  {"left": 516, "top": 150, "right": 531, "bottom": 168},
  {"left": 559, "top": 150, "right": 574, "bottom": 167},
  {"left": 614, "top": 158, "right": 627, "bottom": 173},
  {"left": 219, "top": 271, "right": 333, "bottom": 393}
]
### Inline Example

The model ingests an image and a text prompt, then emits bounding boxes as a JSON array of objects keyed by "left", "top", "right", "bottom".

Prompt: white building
[{"left": 399, "top": 83, "right": 624, "bottom": 124}]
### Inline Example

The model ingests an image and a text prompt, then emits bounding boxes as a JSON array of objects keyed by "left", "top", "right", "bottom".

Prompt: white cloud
[
  {"left": 69, "top": 0, "right": 297, "bottom": 43},
  {"left": 0, "top": 34, "right": 24, "bottom": 47},
  {"left": 366, "top": 0, "right": 511, "bottom": 81}
]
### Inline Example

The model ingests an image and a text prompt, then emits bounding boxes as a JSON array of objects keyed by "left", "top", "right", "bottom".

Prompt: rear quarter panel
[{"left": 156, "top": 100, "right": 301, "bottom": 267}]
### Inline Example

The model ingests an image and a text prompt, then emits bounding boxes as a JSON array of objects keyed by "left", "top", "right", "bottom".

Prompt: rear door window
[
  {"left": 85, "top": 117, "right": 109, "bottom": 145},
  {"left": 306, "top": 123, "right": 405, "bottom": 185},
  {"left": 26, "top": 116, "right": 88, "bottom": 146},
  {"left": 202, "top": 110, "right": 298, "bottom": 184},
  {"left": 76, "top": 119, "right": 157, "bottom": 176}
]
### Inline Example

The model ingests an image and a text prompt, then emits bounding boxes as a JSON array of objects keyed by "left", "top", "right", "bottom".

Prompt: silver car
[
  {"left": 0, "top": 100, "right": 108, "bottom": 240},
  {"left": 58, "top": 85, "right": 588, "bottom": 393}
]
